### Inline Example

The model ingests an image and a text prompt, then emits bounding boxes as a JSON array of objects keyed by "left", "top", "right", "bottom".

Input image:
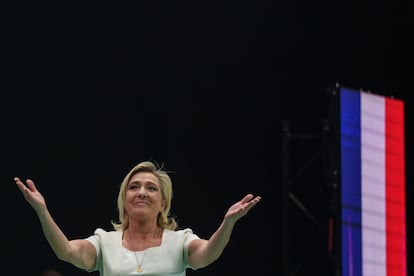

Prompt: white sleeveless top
[{"left": 85, "top": 227, "right": 199, "bottom": 276}]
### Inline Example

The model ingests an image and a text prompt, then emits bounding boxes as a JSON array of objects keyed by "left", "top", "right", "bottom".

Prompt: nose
[{"left": 137, "top": 187, "right": 147, "bottom": 197}]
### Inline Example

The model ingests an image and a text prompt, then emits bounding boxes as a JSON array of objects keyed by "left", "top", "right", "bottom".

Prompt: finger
[
  {"left": 250, "top": 196, "right": 261, "bottom": 206},
  {"left": 14, "top": 177, "right": 23, "bottom": 184},
  {"left": 240, "top": 194, "right": 254, "bottom": 204},
  {"left": 253, "top": 196, "right": 261, "bottom": 203},
  {"left": 14, "top": 177, "right": 27, "bottom": 192},
  {"left": 242, "top": 194, "right": 262, "bottom": 205},
  {"left": 26, "top": 179, "right": 37, "bottom": 192},
  {"left": 244, "top": 196, "right": 261, "bottom": 210}
]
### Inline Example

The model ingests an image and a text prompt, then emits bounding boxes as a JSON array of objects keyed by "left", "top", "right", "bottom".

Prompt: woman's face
[{"left": 125, "top": 172, "right": 165, "bottom": 220}]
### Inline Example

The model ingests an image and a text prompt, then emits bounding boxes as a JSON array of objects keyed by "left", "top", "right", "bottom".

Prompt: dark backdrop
[{"left": 1, "top": 1, "right": 412, "bottom": 275}]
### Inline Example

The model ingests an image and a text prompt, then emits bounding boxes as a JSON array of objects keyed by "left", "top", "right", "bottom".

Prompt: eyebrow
[{"left": 129, "top": 180, "right": 158, "bottom": 186}]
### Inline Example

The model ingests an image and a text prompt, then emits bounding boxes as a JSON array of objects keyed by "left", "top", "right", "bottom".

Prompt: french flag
[{"left": 340, "top": 87, "right": 406, "bottom": 276}]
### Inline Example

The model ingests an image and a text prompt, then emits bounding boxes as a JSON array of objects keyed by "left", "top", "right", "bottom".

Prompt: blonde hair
[{"left": 111, "top": 161, "right": 177, "bottom": 231}]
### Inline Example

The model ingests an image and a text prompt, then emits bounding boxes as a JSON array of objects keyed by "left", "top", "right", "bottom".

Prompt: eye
[
  {"left": 148, "top": 185, "right": 158, "bottom": 191},
  {"left": 128, "top": 183, "right": 139, "bottom": 190}
]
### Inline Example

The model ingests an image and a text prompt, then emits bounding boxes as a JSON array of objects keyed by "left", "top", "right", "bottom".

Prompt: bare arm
[
  {"left": 188, "top": 194, "right": 261, "bottom": 269},
  {"left": 14, "top": 177, "right": 97, "bottom": 270}
]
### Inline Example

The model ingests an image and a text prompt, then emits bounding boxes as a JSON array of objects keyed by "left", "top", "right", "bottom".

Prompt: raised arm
[
  {"left": 187, "top": 193, "right": 261, "bottom": 268},
  {"left": 14, "top": 177, "right": 97, "bottom": 270}
]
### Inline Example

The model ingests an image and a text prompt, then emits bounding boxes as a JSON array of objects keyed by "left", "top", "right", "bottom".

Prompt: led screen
[{"left": 340, "top": 87, "right": 406, "bottom": 276}]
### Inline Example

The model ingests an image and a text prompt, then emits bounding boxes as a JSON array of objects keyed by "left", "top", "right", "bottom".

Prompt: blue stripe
[{"left": 340, "top": 87, "right": 362, "bottom": 276}]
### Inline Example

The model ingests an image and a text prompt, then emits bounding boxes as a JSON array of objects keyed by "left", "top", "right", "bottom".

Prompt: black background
[{"left": 1, "top": 1, "right": 412, "bottom": 275}]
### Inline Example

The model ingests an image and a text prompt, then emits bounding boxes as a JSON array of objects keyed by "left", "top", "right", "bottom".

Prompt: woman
[{"left": 15, "top": 161, "right": 261, "bottom": 275}]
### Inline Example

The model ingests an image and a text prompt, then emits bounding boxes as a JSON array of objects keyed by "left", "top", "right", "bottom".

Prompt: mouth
[{"left": 133, "top": 201, "right": 148, "bottom": 206}]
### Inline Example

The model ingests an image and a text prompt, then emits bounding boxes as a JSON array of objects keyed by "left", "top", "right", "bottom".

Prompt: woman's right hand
[{"left": 14, "top": 177, "right": 47, "bottom": 213}]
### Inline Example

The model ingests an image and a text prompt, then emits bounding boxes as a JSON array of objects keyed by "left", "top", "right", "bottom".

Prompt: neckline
[{"left": 121, "top": 228, "right": 165, "bottom": 252}]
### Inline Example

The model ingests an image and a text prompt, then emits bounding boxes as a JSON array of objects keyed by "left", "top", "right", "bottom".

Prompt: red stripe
[{"left": 385, "top": 98, "right": 406, "bottom": 276}]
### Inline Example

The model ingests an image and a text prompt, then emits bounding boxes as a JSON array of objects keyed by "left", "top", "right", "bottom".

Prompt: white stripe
[{"left": 361, "top": 92, "right": 386, "bottom": 276}]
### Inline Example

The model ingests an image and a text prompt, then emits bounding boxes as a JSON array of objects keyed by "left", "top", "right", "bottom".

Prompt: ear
[{"left": 161, "top": 200, "right": 166, "bottom": 211}]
